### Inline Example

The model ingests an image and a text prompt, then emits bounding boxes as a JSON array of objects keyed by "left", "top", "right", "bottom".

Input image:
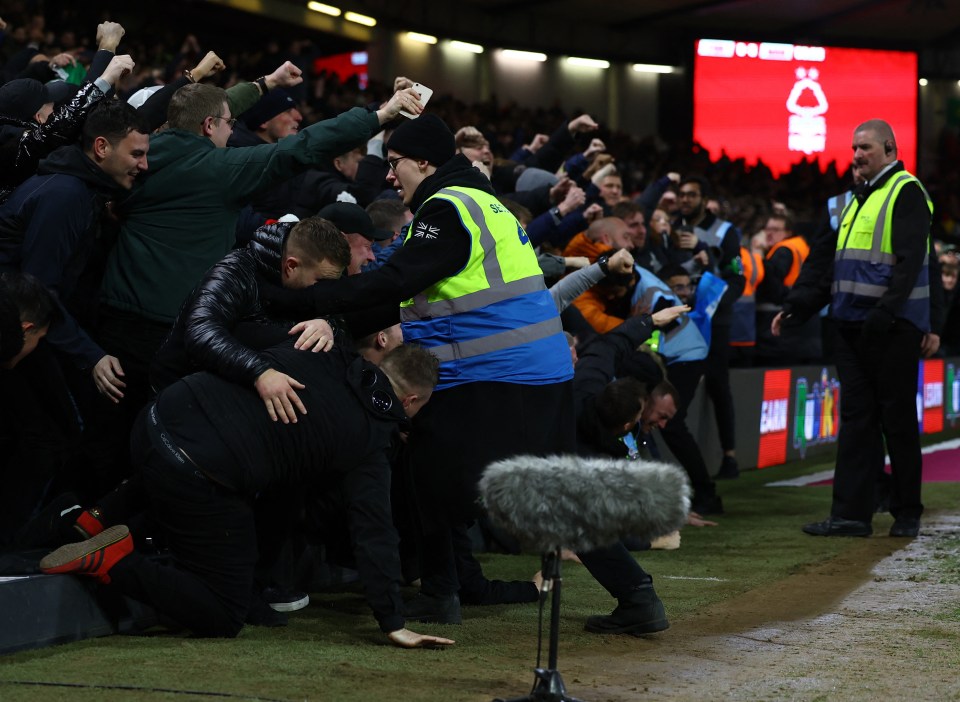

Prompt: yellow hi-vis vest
[
  {"left": 833, "top": 170, "right": 933, "bottom": 331},
  {"left": 399, "top": 186, "right": 572, "bottom": 389}
]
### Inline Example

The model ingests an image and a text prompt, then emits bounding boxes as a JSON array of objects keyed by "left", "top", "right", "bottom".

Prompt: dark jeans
[
  {"left": 110, "top": 412, "right": 256, "bottom": 637},
  {"left": 832, "top": 321, "right": 923, "bottom": 522}
]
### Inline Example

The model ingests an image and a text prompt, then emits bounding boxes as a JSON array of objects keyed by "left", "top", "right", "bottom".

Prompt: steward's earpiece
[{"left": 884, "top": 142, "right": 893, "bottom": 155}]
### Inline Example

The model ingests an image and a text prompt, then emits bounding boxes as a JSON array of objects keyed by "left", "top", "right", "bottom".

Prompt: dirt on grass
[{"left": 548, "top": 514, "right": 960, "bottom": 702}]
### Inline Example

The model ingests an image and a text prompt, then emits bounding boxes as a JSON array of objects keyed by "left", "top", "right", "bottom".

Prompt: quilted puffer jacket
[
  {"left": 149, "top": 221, "right": 296, "bottom": 392},
  {"left": 0, "top": 81, "right": 106, "bottom": 203}
]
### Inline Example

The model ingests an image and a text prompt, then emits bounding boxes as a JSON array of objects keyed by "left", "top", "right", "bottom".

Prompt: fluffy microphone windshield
[{"left": 479, "top": 454, "right": 691, "bottom": 553}]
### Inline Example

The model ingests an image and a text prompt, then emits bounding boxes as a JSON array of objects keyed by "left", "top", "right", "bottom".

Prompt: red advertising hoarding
[
  {"left": 694, "top": 39, "right": 917, "bottom": 177},
  {"left": 758, "top": 369, "right": 791, "bottom": 468}
]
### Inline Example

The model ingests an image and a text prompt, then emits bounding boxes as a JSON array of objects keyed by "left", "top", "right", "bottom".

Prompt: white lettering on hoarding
[{"left": 760, "top": 399, "right": 788, "bottom": 434}]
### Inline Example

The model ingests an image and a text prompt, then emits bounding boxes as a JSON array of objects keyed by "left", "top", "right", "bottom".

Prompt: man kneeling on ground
[{"left": 40, "top": 343, "right": 454, "bottom": 648}]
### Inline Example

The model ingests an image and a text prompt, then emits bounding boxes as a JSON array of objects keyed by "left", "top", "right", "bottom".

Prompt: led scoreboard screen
[{"left": 693, "top": 39, "right": 917, "bottom": 177}]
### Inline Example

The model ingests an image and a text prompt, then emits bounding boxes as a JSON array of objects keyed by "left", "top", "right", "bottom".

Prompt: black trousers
[
  {"left": 0, "top": 345, "right": 78, "bottom": 544},
  {"left": 66, "top": 307, "right": 172, "bottom": 501},
  {"left": 411, "top": 380, "right": 576, "bottom": 597},
  {"left": 703, "top": 324, "right": 736, "bottom": 454},
  {"left": 659, "top": 360, "right": 716, "bottom": 501},
  {"left": 110, "top": 412, "right": 255, "bottom": 637},
  {"left": 831, "top": 321, "right": 923, "bottom": 522}
]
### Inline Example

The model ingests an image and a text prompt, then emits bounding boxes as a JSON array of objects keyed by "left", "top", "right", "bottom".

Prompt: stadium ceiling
[{"left": 229, "top": 0, "right": 960, "bottom": 75}]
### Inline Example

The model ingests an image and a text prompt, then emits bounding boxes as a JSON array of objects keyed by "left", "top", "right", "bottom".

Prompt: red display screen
[{"left": 693, "top": 39, "right": 917, "bottom": 177}]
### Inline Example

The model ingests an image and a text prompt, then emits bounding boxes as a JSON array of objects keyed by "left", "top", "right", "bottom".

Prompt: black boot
[
  {"left": 584, "top": 584, "right": 669, "bottom": 636},
  {"left": 716, "top": 455, "right": 740, "bottom": 480},
  {"left": 404, "top": 592, "right": 462, "bottom": 624}
]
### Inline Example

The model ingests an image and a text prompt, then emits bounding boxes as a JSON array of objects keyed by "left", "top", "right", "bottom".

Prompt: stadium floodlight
[
  {"left": 567, "top": 57, "right": 610, "bottom": 69},
  {"left": 406, "top": 32, "right": 438, "bottom": 44},
  {"left": 502, "top": 49, "right": 547, "bottom": 62},
  {"left": 344, "top": 11, "right": 376, "bottom": 26},
  {"left": 306, "top": 2, "right": 341, "bottom": 16}
]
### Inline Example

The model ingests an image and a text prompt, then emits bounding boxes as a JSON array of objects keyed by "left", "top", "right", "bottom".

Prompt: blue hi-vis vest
[
  {"left": 696, "top": 217, "right": 734, "bottom": 275},
  {"left": 630, "top": 266, "right": 726, "bottom": 364},
  {"left": 827, "top": 189, "right": 855, "bottom": 233},
  {"left": 399, "top": 186, "right": 572, "bottom": 390},
  {"left": 832, "top": 171, "right": 933, "bottom": 331}
]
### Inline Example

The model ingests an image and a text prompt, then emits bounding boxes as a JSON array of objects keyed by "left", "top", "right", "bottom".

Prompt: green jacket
[{"left": 101, "top": 106, "right": 380, "bottom": 323}]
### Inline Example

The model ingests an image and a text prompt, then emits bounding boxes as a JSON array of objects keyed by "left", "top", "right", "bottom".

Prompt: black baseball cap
[
  {"left": 0, "top": 78, "right": 71, "bottom": 123},
  {"left": 317, "top": 203, "right": 393, "bottom": 241}
]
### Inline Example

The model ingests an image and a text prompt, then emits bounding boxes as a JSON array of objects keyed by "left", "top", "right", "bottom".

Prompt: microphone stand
[{"left": 494, "top": 547, "right": 585, "bottom": 702}]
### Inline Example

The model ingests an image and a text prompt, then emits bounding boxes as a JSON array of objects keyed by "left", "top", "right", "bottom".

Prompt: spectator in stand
[
  {"left": 317, "top": 202, "right": 394, "bottom": 277},
  {"left": 730, "top": 240, "right": 765, "bottom": 367},
  {"left": 455, "top": 126, "right": 493, "bottom": 174},
  {"left": 0, "top": 26, "right": 135, "bottom": 201},
  {"left": 149, "top": 218, "right": 347, "bottom": 411},
  {"left": 0, "top": 271, "right": 57, "bottom": 370},
  {"left": 93, "top": 78, "right": 422, "bottom": 453},
  {"left": 363, "top": 198, "right": 412, "bottom": 271},
  {"left": 939, "top": 249, "right": 960, "bottom": 356},
  {"left": 39, "top": 343, "right": 454, "bottom": 648},
  {"left": 0, "top": 99, "right": 149, "bottom": 505},
  {"left": 635, "top": 171, "right": 681, "bottom": 221},
  {"left": 755, "top": 213, "right": 820, "bottom": 365},
  {"left": 675, "top": 175, "right": 744, "bottom": 482},
  {"left": 629, "top": 262, "right": 725, "bottom": 514},
  {"left": 612, "top": 201, "right": 646, "bottom": 253}
]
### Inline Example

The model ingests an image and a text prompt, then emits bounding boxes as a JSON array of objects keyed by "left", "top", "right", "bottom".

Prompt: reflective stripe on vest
[
  {"left": 695, "top": 218, "right": 733, "bottom": 275},
  {"left": 399, "top": 186, "right": 571, "bottom": 387},
  {"left": 832, "top": 171, "right": 933, "bottom": 329},
  {"left": 731, "top": 247, "right": 762, "bottom": 346},
  {"left": 827, "top": 190, "right": 855, "bottom": 233},
  {"left": 767, "top": 236, "right": 809, "bottom": 288}
]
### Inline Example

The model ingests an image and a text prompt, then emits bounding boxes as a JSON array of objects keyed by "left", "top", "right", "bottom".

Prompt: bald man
[{"left": 776, "top": 119, "right": 936, "bottom": 539}]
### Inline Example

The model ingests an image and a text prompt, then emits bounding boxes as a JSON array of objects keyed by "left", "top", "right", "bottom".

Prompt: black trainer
[
  {"left": 262, "top": 587, "right": 310, "bottom": 612},
  {"left": 584, "top": 584, "right": 669, "bottom": 636},
  {"left": 404, "top": 592, "right": 462, "bottom": 624}
]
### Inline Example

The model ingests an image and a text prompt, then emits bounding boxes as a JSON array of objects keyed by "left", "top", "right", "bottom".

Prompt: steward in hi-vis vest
[
  {"left": 730, "top": 246, "right": 764, "bottom": 353},
  {"left": 833, "top": 170, "right": 933, "bottom": 331},
  {"left": 400, "top": 185, "right": 570, "bottom": 390},
  {"left": 756, "top": 214, "right": 820, "bottom": 363},
  {"left": 782, "top": 119, "right": 939, "bottom": 540}
]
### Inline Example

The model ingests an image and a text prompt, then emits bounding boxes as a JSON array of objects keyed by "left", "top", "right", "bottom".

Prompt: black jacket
[
  {"left": 573, "top": 314, "right": 655, "bottom": 457},
  {"left": 161, "top": 342, "right": 409, "bottom": 633},
  {"left": 0, "top": 143, "right": 122, "bottom": 367},
  {"left": 0, "top": 81, "right": 108, "bottom": 204},
  {"left": 151, "top": 221, "right": 311, "bottom": 392},
  {"left": 259, "top": 154, "right": 489, "bottom": 320},
  {"left": 228, "top": 124, "right": 389, "bottom": 219}
]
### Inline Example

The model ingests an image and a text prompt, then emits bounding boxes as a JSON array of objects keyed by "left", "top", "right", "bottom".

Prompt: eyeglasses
[
  {"left": 387, "top": 156, "right": 409, "bottom": 172},
  {"left": 206, "top": 115, "right": 237, "bottom": 127}
]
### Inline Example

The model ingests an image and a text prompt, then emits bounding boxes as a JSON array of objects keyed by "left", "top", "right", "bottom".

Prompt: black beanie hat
[
  {"left": 386, "top": 113, "right": 455, "bottom": 166},
  {"left": 240, "top": 88, "right": 296, "bottom": 130}
]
